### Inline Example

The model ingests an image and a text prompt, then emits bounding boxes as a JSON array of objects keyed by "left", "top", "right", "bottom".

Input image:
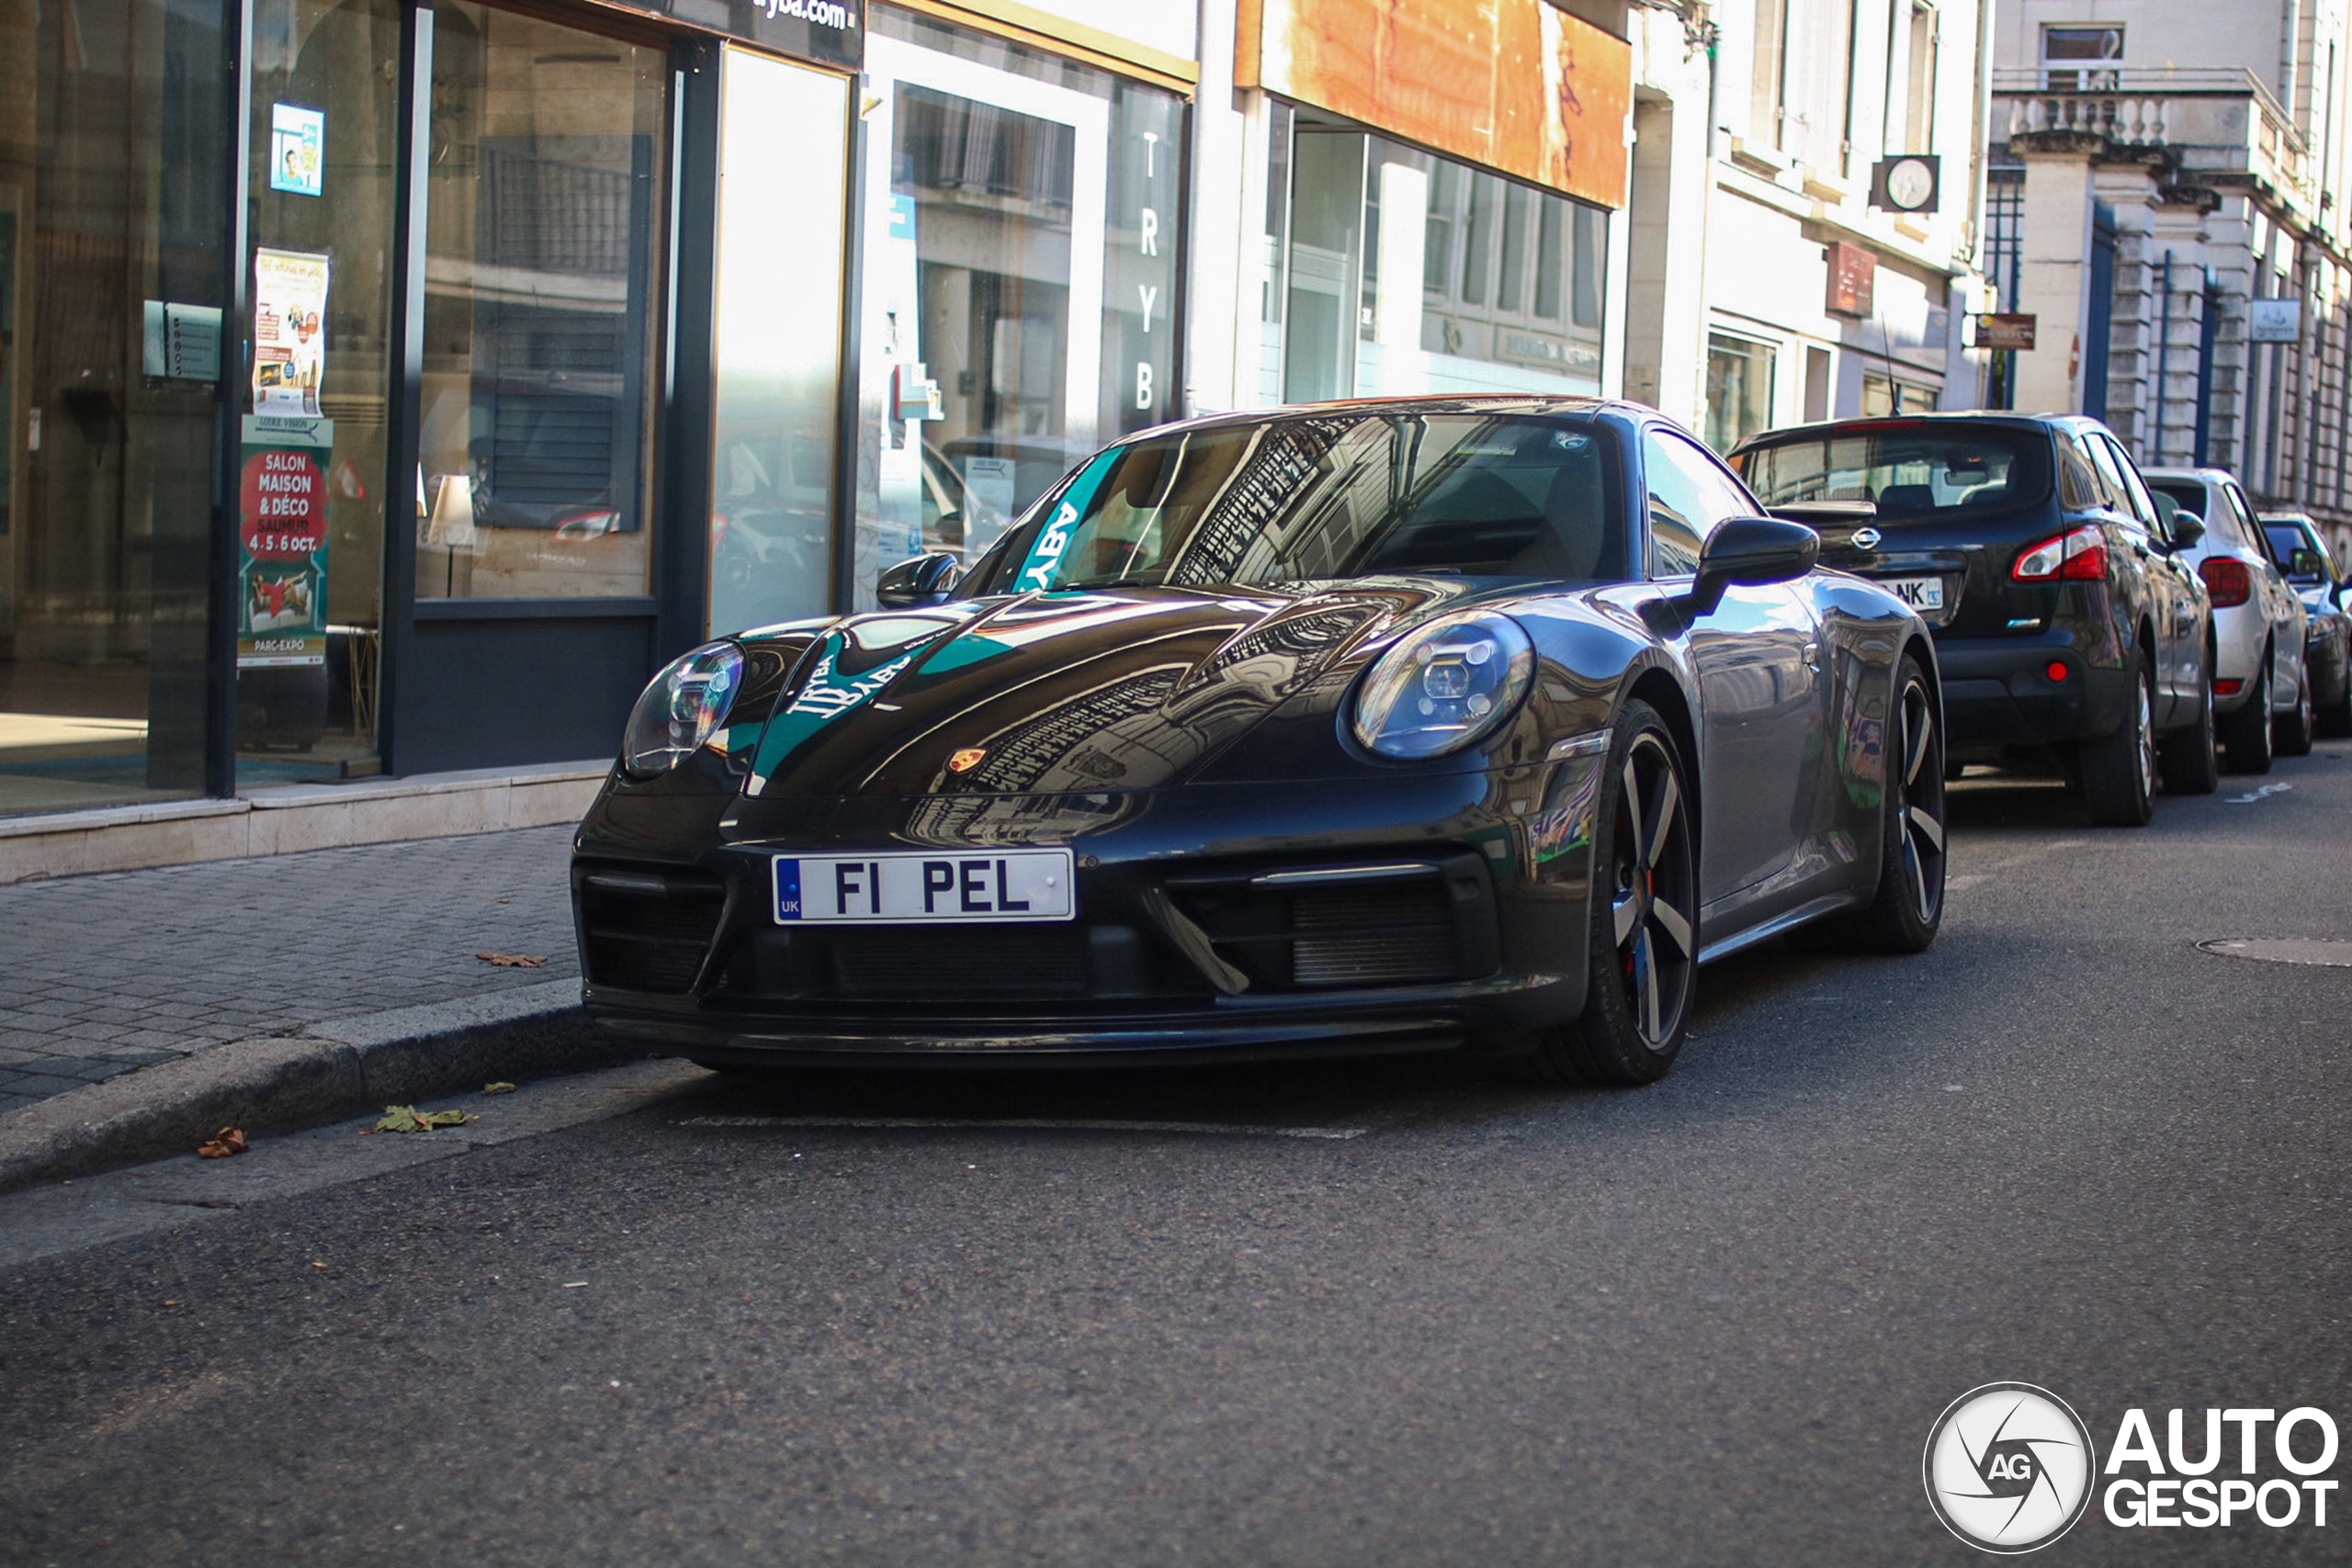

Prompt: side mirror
[
  {"left": 1691, "top": 517, "right": 1820, "bottom": 614},
  {"left": 2290, "top": 547, "right": 2328, "bottom": 581},
  {"left": 876, "top": 551, "right": 962, "bottom": 608},
  {"left": 2169, "top": 511, "right": 2207, "bottom": 551}
]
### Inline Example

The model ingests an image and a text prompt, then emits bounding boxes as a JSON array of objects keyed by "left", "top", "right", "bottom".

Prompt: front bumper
[
  {"left": 1932, "top": 626, "right": 2132, "bottom": 753},
  {"left": 572, "top": 767, "right": 1601, "bottom": 1066}
]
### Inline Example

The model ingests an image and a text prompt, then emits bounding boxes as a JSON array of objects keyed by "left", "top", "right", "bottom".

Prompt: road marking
[
  {"left": 2227, "top": 783, "right": 2293, "bottom": 804},
  {"left": 675, "top": 1114, "right": 1368, "bottom": 1141},
  {"left": 2196, "top": 937, "right": 2352, "bottom": 967}
]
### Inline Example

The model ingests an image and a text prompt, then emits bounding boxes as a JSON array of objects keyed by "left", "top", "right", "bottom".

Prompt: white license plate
[
  {"left": 773, "top": 848, "right": 1076, "bottom": 924},
  {"left": 1882, "top": 575, "right": 1946, "bottom": 611}
]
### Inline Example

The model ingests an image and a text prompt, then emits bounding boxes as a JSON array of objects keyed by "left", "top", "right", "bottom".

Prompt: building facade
[
  {"left": 2, "top": 0, "right": 2017, "bottom": 828},
  {"left": 1986, "top": 0, "right": 2352, "bottom": 565}
]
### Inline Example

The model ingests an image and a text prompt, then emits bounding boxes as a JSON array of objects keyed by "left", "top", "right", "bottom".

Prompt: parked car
[
  {"left": 2257, "top": 511, "right": 2352, "bottom": 738},
  {"left": 2144, "top": 468, "right": 2312, "bottom": 767},
  {"left": 575, "top": 398, "right": 1945, "bottom": 1088},
  {"left": 1730, "top": 412, "right": 2215, "bottom": 825}
]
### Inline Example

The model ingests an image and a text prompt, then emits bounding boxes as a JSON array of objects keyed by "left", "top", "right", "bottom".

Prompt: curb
[{"left": 0, "top": 981, "right": 649, "bottom": 1196}]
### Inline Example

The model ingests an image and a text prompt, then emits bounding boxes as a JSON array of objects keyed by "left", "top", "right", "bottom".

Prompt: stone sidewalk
[{"left": 0, "top": 826, "right": 579, "bottom": 1115}]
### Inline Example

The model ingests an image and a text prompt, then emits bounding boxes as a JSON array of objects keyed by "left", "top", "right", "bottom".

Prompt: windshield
[
  {"left": 980, "top": 414, "right": 1626, "bottom": 593},
  {"left": 1737, "top": 424, "right": 2052, "bottom": 519}
]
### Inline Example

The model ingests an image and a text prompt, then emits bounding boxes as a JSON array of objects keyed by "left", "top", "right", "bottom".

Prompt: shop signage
[
  {"left": 620, "top": 0, "right": 860, "bottom": 65},
  {"left": 268, "top": 104, "right": 325, "bottom": 197},
  {"left": 1972, "top": 312, "right": 2038, "bottom": 351},
  {"left": 237, "top": 416, "right": 334, "bottom": 670},
  {"left": 1238, "top": 0, "right": 1632, "bottom": 209},
  {"left": 1826, "top": 241, "right": 1876, "bottom": 317},
  {"left": 2249, "top": 298, "right": 2303, "bottom": 343},
  {"left": 253, "top": 247, "right": 329, "bottom": 416}
]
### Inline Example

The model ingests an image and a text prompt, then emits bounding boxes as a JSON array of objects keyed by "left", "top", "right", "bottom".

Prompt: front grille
[
  {"left": 825, "top": 928, "right": 1091, "bottom": 999},
  {"left": 579, "top": 875, "right": 727, "bottom": 994},
  {"left": 1165, "top": 858, "right": 1489, "bottom": 991},
  {"left": 1291, "top": 886, "right": 1457, "bottom": 985}
]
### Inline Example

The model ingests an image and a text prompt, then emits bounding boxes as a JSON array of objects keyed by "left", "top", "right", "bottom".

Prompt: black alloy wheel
[
  {"left": 2276, "top": 662, "right": 2315, "bottom": 757},
  {"left": 1518, "top": 702, "right": 1700, "bottom": 1087},
  {"left": 1834, "top": 653, "right": 1947, "bottom": 953},
  {"left": 2222, "top": 650, "right": 2276, "bottom": 773},
  {"left": 2081, "top": 647, "right": 2156, "bottom": 827},
  {"left": 2157, "top": 647, "right": 2221, "bottom": 795}
]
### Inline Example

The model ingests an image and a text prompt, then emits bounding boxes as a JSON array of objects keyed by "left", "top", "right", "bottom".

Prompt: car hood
[{"left": 734, "top": 581, "right": 1476, "bottom": 804}]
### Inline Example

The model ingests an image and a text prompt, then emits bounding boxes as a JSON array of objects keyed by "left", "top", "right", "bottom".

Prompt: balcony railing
[{"left": 1990, "top": 66, "right": 2312, "bottom": 210}]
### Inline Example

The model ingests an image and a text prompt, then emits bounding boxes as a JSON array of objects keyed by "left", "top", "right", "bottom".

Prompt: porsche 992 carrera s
[{"left": 572, "top": 399, "right": 1946, "bottom": 1085}]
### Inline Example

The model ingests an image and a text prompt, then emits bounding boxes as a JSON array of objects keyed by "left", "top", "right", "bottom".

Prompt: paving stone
[{"left": 0, "top": 825, "right": 580, "bottom": 1119}]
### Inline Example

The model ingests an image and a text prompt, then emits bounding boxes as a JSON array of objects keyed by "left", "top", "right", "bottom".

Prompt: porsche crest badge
[{"left": 947, "top": 748, "right": 987, "bottom": 773}]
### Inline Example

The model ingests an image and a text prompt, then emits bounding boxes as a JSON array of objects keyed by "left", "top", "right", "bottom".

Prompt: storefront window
[
  {"left": 1861, "top": 374, "right": 1939, "bottom": 415},
  {"left": 707, "top": 48, "right": 850, "bottom": 635},
  {"left": 856, "top": 11, "right": 1184, "bottom": 603},
  {"left": 0, "top": 0, "right": 228, "bottom": 811},
  {"left": 417, "top": 1, "right": 667, "bottom": 601},
  {"left": 1279, "top": 126, "right": 1609, "bottom": 403},
  {"left": 1705, "top": 334, "right": 1776, "bottom": 453},
  {"left": 238, "top": 0, "right": 401, "bottom": 775}
]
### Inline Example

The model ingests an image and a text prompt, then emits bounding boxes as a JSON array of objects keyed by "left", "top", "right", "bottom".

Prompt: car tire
[
  {"left": 2221, "top": 651, "right": 2276, "bottom": 774},
  {"left": 2157, "top": 656, "right": 2220, "bottom": 795},
  {"left": 1838, "top": 654, "right": 1947, "bottom": 953},
  {"left": 2079, "top": 649, "right": 2156, "bottom": 827},
  {"left": 2276, "top": 663, "right": 2315, "bottom": 757},
  {"left": 1518, "top": 701, "right": 1699, "bottom": 1087}
]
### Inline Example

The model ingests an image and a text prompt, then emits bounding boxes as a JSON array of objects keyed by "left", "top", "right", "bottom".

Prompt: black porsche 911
[{"left": 572, "top": 398, "right": 1946, "bottom": 1085}]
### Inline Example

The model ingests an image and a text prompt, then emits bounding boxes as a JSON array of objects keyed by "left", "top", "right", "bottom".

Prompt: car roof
[
  {"left": 1725, "top": 410, "right": 2075, "bottom": 454},
  {"left": 1126, "top": 394, "right": 1640, "bottom": 445},
  {"left": 2141, "top": 467, "right": 2239, "bottom": 484}
]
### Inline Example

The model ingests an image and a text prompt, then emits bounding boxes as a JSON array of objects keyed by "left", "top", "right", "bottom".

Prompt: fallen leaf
[
  {"left": 197, "top": 1127, "right": 248, "bottom": 1159},
  {"left": 493, "top": 897, "right": 512, "bottom": 904},
  {"left": 476, "top": 952, "right": 545, "bottom": 968},
  {"left": 481, "top": 1081, "right": 518, "bottom": 1096},
  {"left": 374, "top": 1105, "right": 477, "bottom": 1134}
]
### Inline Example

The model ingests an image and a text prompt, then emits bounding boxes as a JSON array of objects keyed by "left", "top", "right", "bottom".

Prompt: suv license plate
[
  {"left": 774, "top": 848, "right": 1076, "bottom": 924},
  {"left": 1882, "top": 575, "right": 1946, "bottom": 612}
]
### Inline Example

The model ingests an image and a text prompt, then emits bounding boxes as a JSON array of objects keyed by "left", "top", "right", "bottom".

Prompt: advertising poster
[
  {"left": 253, "top": 247, "right": 329, "bottom": 415},
  {"left": 269, "top": 103, "right": 325, "bottom": 197},
  {"left": 237, "top": 414, "right": 334, "bottom": 669}
]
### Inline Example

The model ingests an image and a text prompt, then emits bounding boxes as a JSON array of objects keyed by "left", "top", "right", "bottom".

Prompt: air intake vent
[
  {"left": 1290, "top": 886, "right": 1457, "bottom": 986},
  {"left": 579, "top": 874, "right": 726, "bottom": 994},
  {"left": 826, "top": 928, "right": 1091, "bottom": 999}
]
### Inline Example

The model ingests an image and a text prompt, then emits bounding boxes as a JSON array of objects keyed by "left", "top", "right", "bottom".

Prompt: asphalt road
[{"left": 5, "top": 743, "right": 2351, "bottom": 1566}]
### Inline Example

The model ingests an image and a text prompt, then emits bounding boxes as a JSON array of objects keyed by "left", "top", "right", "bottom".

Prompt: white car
[{"left": 2143, "top": 468, "right": 2310, "bottom": 770}]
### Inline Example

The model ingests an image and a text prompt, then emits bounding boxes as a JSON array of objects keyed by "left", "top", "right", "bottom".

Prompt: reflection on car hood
[{"left": 736, "top": 581, "right": 1470, "bottom": 801}]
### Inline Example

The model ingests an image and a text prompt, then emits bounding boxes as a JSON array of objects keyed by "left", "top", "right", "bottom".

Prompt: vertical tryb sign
[{"left": 237, "top": 415, "right": 334, "bottom": 670}]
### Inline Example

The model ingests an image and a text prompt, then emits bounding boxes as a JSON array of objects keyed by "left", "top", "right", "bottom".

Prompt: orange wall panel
[{"left": 1244, "top": 0, "right": 1631, "bottom": 209}]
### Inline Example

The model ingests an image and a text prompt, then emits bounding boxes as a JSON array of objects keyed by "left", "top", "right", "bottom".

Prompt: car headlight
[
  {"left": 1350, "top": 610, "right": 1535, "bottom": 760},
  {"left": 621, "top": 642, "right": 743, "bottom": 778}
]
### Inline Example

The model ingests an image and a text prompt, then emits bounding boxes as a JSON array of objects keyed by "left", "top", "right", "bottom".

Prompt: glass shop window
[
  {"left": 416, "top": 1, "right": 667, "bottom": 601},
  {"left": 856, "top": 11, "right": 1184, "bottom": 604},
  {"left": 1704, "top": 334, "right": 1776, "bottom": 453},
  {"left": 1279, "top": 129, "right": 1608, "bottom": 405}
]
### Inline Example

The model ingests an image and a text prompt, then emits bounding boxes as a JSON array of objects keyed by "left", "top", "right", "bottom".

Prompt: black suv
[{"left": 1729, "top": 413, "right": 2214, "bottom": 826}]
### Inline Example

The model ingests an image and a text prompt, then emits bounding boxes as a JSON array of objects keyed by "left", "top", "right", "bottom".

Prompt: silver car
[{"left": 2144, "top": 468, "right": 2310, "bottom": 770}]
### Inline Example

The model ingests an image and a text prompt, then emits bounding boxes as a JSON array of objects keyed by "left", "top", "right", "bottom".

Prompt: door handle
[{"left": 1801, "top": 640, "right": 1821, "bottom": 670}]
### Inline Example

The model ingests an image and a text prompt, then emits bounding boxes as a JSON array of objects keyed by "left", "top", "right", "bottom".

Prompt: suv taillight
[
  {"left": 2199, "top": 557, "right": 2252, "bottom": 607},
  {"left": 2012, "top": 525, "right": 2109, "bottom": 582}
]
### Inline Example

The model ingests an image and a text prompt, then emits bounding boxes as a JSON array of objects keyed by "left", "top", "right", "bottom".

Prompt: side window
[
  {"left": 2056, "top": 439, "right": 2107, "bottom": 510},
  {"left": 2078, "top": 435, "right": 2135, "bottom": 521},
  {"left": 2098, "top": 437, "right": 2165, "bottom": 539},
  {"left": 2222, "top": 482, "right": 2261, "bottom": 548},
  {"left": 1644, "top": 428, "right": 1755, "bottom": 576}
]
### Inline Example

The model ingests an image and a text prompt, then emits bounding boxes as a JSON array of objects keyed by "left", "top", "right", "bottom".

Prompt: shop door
[
  {"left": 857, "top": 34, "right": 1109, "bottom": 596},
  {"left": 394, "top": 0, "right": 672, "bottom": 772}
]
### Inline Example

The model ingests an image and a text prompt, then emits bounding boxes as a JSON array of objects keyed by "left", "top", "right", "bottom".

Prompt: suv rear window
[{"left": 1736, "top": 424, "right": 2052, "bottom": 518}]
